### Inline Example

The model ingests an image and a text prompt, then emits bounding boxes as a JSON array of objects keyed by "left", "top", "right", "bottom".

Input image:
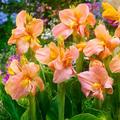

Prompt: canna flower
[
  {"left": 4, "top": 56, "right": 44, "bottom": 100},
  {"left": 8, "top": 10, "right": 43, "bottom": 54},
  {"left": 102, "top": 2, "right": 120, "bottom": 27},
  {"left": 115, "top": 25, "right": 120, "bottom": 38},
  {"left": 78, "top": 60, "right": 113, "bottom": 100},
  {"left": 52, "top": 4, "right": 96, "bottom": 40},
  {"left": 49, "top": 46, "right": 79, "bottom": 83},
  {"left": 36, "top": 42, "right": 79, "bottom": 83},
  {"left": 35, "top": 42, "right": 59, "bottom": 65},
  {"left": 102, "top": 2, "right": 120, "bottom": 22},
  {"left": 109, "top": 54, "right": 120, "bottom": 73},
  {"left": 83, "top": 24, "right": 120, "bottom": 59}
]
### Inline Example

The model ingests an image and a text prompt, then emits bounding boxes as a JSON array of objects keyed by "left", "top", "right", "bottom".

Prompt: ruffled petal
[
  {"left": 52, "top": 23, "right": 73, "bottom": 39},
  {"left": 86, "top": 13, "right": 96, "bottom": 27},
  {"left": 16, "top": 10, "right": 26, "bottom": 28},
  {"left": 35, "top": 47, "right": 51, "bottom": 64},
  {"left": 28, "top": 19, "right": 43, "bottom": 37},
  {"left": 53, "top": 67, "right": 73, "bottom": 83},
  {"left": 59, "top": 9, "right": 77, "bottom": 27},
  {"left": 83, "top": 39, "right": 104, "bottom": 57},
  {"left": 75, "top": 4, "right": 89, "bottom": 23},
  {"left": 16, "top": 38, "right": 29, "bottom": 54},
  {"left": 109, "top": 55, "right": 120, "bottom": 73}
]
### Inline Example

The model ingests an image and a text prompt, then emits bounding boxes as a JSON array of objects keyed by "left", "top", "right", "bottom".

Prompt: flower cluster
[{"left": 3, "top": 2, "right": 120, "bottom": 102}]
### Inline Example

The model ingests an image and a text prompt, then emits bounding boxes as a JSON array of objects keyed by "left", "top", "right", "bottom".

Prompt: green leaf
[
  {"left": 84, "top": 108, "right": 112, "bottom": 120},
  {"left": 46, "top": 97, "right": 58, "bottom": 120},
  {"left": 0, "top": 84, "right": 25, "bottom": 120},
  {"left": 70, "top": 113, "right": 100, "bottom": 120}
]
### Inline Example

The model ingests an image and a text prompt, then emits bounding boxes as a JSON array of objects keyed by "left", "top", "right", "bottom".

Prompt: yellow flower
[{"left": 102, "top": 2, "right": 120, "bottom": 22}]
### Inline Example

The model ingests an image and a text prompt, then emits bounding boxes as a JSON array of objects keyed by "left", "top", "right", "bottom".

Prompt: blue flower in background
[
  {"left": 10, "top": 13, "right": 17, "bottom": 24},
  {"left": 1, "top": 0, "right": 9, "bottom": 4},
  {"left": 86, "top": 2, "right": 102, "bottom": 18},
  {"left": 1, "top": 0, "right": 21, "bottom": 4},
  {"left": 0, "top": 12, "right": 8, "bottom": 25}
]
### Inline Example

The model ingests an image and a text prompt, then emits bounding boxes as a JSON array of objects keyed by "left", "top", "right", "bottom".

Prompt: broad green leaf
[
  {"left": 84, "top": 108, "right": 112, "bottom": 120},
  {"left": 70, "top": 113, "right": 100, "bottom": 120}
]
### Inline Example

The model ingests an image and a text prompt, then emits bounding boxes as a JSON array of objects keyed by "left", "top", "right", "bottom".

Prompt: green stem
[
  {"left": 76, "top": 52, "right": 84, "bottom": 73},
  {"left": 29, "top": 95, "right": 36, "bottom": 120},
  {"left": 58, "top": 83, "right": 65, "bottom": 120},
  {"left": 112, "top": 77, "right": 120, "bottom": 120}
]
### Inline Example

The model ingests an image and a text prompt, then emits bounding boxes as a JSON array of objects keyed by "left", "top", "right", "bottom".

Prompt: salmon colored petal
[
  {"left": 59, "top": 9, "right": 77, "bottom": 27},
  {"left": 78, "top": 64, "right": 113, "bottom": 100},
  {"left": 16, "top": 38, "right": 29, "bottom": 54},
  {"left": 31, "top": 81, "right": 37, "bottom": 96},
  {"left": 90, "top": 65, "right": 110, "bottom": 85},
  {"left": 115, "top": 25, "right": 120, "bottom": 38},
  {"left": 28, "top": 19, "right": 43, "bottom": 37},
  {"left": 48, "top": 58, "right": 63, "bottom": 70},
  {"left": 52, "top": 23, "right": 73, "bottom": 39},
  {"left": 22, "top": 62, "right": 39, "bottom": 78},
  {"left": 83, "top": 39, "right": 104, "bottom": 57},
  {"left": 95, "top": 24, "right": 111, "bottom": 41},
  {"left": 5, "top": 73, "right": 29, "bottom": 100},
  {"left": 99, "top": 47, "right": 111, "bottom": 59},
  {"left": 30, "top": 39, "right": 41, "bottom": 52},
  {"left": 16, "top": 10, "right": 26, "bottom": 28},
  {"left": 35, "top": 76, "right": 44, "bottom": 91},
  {"left": 53, "top": 67, "right": 73, "bottom": 83},
  {"left": 9, "top": 60, "right": 20, "bottom": 74},
  {"left": 75, "top": 4, "right": 89, "bottom": 23},
  {"left": 79, "top": 25, "right": 86, "bottom": 36},
  {"left": 69, "top": 46, "right": 79, "bottom": 61},
  {"left": 92, "top": 90, "right": 104, "bottom": 100},
  {"left": 104, "top": 77, "right": 113, "bottom": 94},
  {"left": 109, "top": 37, "right": 120, "bottom": 50},
  {"left": 86, "top": 13, "right": 96, "bottom": 27},
  {"left": 109, "top": 55, "right": 120, "bottom": 73},
  {"left": 8, "top": 28, "right": 26, "bottom": 45},
  {"left": 35, "top": 47, "right": 50, "bottom": 64}
]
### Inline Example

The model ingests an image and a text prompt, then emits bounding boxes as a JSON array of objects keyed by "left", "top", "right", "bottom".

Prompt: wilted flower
[
  {"left": 52, "top": 3, "right": 96, "bottom": 40},
  {"left": 8, "top": 10, "right": 44, "bottom": 54},
  {"left": 78, "top": 60, "right": 113, "bottom": 100}
]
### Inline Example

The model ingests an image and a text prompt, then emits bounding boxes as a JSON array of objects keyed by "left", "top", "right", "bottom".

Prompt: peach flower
[
  {"left": 78, "top": 60, "right": 113, "bottom": 100},
  {"left": 83, "top": 24, "right": 120, "bottom": 59},
  {"left": 52, "top": 4, "right": 96, "bottom": 39},
  {"left": 8, "top": 10, "right": 43, "bottom": 54},
  {"left": 5, "top": 57, "right": 44, "bottom": 100}
]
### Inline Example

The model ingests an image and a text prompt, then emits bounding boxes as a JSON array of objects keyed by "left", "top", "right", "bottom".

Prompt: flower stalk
[
  {"left": 29, "top": 95, "right": 36, "bottom": 120},
  {"left": 57, "top": 83, "right": 65, "bottom": 120}
]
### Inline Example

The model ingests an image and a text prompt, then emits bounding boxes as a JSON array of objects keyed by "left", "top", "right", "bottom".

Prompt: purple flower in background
[
  {"left": 106, "top": 19, "right": 119, "bottom": 27},
  {"left": 86, "top": 2, "right": 102, "bottom": 18},
  {"left": 6, "top": 55, "right": 20, "bottom": 68},
  {"left": 0, "top": 12, "right": 8, "bottom": 25},
  {"left": 3, "top": 74, "right": 10, "bottom": 83},
  {"left": 10, "top": 13, "right": 17, "bottom": 24},
  {"left": 3, "top": 55, "right": 20, "bottom": 83}
]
